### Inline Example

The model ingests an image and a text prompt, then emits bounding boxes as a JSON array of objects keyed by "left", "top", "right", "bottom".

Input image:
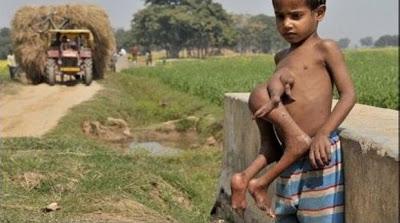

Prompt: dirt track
[{"left": 0, "top": 82, "right": 102, "bottom": 138}]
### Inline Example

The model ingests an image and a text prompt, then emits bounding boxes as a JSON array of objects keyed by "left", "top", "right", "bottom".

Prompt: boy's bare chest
[{"left": 277, "top": 49, "right": 327, "bottom": 81}]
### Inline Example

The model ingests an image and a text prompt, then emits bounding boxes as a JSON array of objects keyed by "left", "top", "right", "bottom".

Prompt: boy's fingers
[
  {"left": 309, "top": 151, "right": 317, "bottom": 169},
  {"left": 319, "top": 146, "right": 328, "bottom": 165},
  {"left": 253, "top": 109, "right": 263, "bottom": 118},
  {"left": 314, "top": 149, "right": 324, "bottom": 167},
  {"left": 325, "top": 144, "right": 332, "bottom": 163}
]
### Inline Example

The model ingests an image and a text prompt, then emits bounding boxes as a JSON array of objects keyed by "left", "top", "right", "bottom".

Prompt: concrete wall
[{"left": 212, "top": 93, "right": 399, "bottom": 223}]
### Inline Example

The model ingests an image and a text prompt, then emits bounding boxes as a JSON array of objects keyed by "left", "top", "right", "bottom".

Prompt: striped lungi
[{"left": 275, "top": 132, "right": 344, "bottom": 223}]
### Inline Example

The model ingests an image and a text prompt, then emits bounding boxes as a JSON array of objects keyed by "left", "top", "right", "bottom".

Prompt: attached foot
[
  {"left": 231, "top": 173, "right": 248, "bottom": 214},
  {"left": 248, "top": 179, "right": 276, "bottom": 219}
]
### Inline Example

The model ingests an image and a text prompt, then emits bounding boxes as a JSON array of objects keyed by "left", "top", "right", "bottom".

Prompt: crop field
[
  {"left": 126, "top": 48, "right": 398, "bottom": 110},
  {"left": 0, "top": 60, "right": 7, "bottom": 76},
  {"left": 0, "top": 60, "right": 12, "bottom": 86}
]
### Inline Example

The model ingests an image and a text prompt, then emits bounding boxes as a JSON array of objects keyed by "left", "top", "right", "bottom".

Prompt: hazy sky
[{"left": 1, "top": 0, "right": 398, "bottom": 46}]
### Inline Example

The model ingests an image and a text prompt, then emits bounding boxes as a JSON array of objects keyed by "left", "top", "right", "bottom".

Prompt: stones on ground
[
  {"left": 42, "top": 202, "right": 61, "bottom": 212},
  {"left": 106, "top": 117, "right": 128, "bottom": 128},
  {"left": 82, "top": 117, "right": 132, "bottom": 142},
  {"left": 156, "top": 116, "right": 199, "bottom": 133},
  {"left": 206, "top": 136, "right": 217, "bottom": 146}
]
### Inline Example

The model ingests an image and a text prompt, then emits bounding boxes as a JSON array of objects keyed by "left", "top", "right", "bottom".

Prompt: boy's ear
[{"left": 314, "top": 4, "right": 326, "bottom": 21}]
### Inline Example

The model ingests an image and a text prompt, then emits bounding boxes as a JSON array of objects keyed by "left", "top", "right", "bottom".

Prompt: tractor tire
[
  {"left": 84, "top": 59, "right": 93, "bottom": 86},
  {"left": 46, "top": 59, "right": 56, "bottom": 86}
]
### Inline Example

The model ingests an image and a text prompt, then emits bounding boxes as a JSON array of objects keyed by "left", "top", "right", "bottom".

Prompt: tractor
[{"left": 45, "top": 29, "right": 94, "bottom": 86}]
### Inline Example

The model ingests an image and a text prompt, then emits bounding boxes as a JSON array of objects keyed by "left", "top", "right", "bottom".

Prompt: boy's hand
[
  {"left": 253, "top": 103, "right": 275, "bottom": 119},
  {"left": 309, "top": 133, "right": 331, "bottom": 169}
]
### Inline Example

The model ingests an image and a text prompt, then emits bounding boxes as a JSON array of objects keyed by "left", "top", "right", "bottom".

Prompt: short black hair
[
  {"left": 273, "top": 0, "right": 326, "bottom": 10},
  {"left": 306, "top": 0, "right": 326, "bottom": 10}
]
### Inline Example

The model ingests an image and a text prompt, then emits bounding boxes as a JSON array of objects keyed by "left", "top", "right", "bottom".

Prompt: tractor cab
[{"left": 46, "top": 29, "right": 94, "bottom": 85}]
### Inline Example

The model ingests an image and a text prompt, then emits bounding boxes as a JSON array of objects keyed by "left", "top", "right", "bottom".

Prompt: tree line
[{"left": 114, "top": 0, "right": 398, "bottom": 57}]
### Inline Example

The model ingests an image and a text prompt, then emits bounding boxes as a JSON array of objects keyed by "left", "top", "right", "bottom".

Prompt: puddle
[{"left": 128, "top": 141, "right": 181, "bottom": 157}]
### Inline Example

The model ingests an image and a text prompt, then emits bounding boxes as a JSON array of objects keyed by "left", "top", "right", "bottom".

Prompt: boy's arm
[{"left": 309, "top": 40, "right": 357, "bottom": 168}]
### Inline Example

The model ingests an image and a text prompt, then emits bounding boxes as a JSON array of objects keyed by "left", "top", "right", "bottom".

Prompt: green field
[{"left": 125, "top": 48, "right": 399, "bottom": 110}]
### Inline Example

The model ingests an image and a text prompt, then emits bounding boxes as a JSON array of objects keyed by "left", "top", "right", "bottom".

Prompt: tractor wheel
[
  {"left": 46, "top": 59, "right": 56, "bottom": 86},
  {"left": 84, "top": 59, "right": 93, "bottom": 86}
]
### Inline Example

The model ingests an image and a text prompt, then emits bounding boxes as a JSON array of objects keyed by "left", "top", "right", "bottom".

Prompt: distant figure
[
  {"left": 51, "top": 32, "right": 62, "bottom": 47},
  {"left": 76, "top": 34, "right": 86, "bottom": 49},
  {"left": 131, "top": 46, "right": 139, "bottom": 64},
  {"left": 119, "top": 48, "right": 126, "bottom": 56},
  {"left": 7, "top": 50, "right": 17, "bottom": 80},
  {"left": 60, "top": 35, "right": 70, "bottom": 51},
  {"left": 145, "top": 50, "right": 152, "bottom": 66},
  {"left": 111, "top": 50, "right": 119, "bottom": 72}
]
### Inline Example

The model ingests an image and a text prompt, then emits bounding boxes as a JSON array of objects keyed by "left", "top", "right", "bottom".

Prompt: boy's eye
[
  {"left": 275, "top": 14, "right": 284, "bottom": 20},
  {"left": 291, "top": 13, "right": 302, "bottom": 20}
]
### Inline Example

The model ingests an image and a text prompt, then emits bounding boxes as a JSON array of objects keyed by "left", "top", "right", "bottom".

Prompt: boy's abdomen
[{"left": 283, "top": 86, "right": 332, "bottom": 137}]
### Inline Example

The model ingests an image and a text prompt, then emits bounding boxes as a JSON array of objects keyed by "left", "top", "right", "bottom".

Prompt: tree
[
  {"left": 231, "top": 14, "right": 287, "bottom": 54},
  {"left": 0, "top": 27, "right": 12, "bottom": 59},
  {"left": 114, "top": 28, "right": 135, "bottom": 50},
  {"left": 374, "top": 35, "right": 398, "bottom": 47},
  {"left": 359, "top": 36, "right": 373, "bottom": 47},
  {"left": 131, "top": 0, "right": 235, "bottom": 58},
  {"left": 337, "top": 38, "right": 351, "bottom": 49}
]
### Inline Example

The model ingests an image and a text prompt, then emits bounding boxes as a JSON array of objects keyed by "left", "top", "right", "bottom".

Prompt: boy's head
[
  {"left": 273, "top": 0, "right": 326, "bottom": 10},
  {"left": 272, "top": 0, "right": 326, "bottom": 44}
]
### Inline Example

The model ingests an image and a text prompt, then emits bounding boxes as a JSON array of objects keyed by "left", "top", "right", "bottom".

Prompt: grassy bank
[
  {"left": 1, "top": 73, "right": 223, "bottom": 222},
  {"left": 126, "top": 48, "right": 399, "bottom": 110}
]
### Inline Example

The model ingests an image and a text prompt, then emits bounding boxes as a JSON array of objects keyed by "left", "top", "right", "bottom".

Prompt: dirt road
[{"left": 0, "top": 82, "right": 102, "bottom": 137}]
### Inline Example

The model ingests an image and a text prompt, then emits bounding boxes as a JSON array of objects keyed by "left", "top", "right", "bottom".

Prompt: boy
[{"left": 230, "top": 0, "right": 356, "bottom": 222}]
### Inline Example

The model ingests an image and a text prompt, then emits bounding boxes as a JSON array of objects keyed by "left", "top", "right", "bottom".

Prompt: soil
[{"left": 0, "top": 82, "right": 102, "bottom": 137}]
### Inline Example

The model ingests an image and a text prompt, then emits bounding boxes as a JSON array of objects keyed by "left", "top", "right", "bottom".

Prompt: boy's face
[{"left": 273, "top": 0, "right": 324, "bottom": 44}]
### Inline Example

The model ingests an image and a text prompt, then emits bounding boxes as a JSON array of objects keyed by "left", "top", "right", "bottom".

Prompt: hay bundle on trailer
[{"left": 11, "top": 4, "right": 116, "bottom": 83}]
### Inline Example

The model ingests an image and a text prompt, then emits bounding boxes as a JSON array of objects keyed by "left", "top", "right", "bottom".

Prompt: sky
[{"left": 1, "top": 0, "right": 398, "bottom": 46}]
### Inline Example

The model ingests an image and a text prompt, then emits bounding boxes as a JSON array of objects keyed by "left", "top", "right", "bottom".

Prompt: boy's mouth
[
  {"left": 283, "top": 32, "right": 297, "bottom": 39},
  {"left": 284, "top": 32, "right": 296, "bottom": 36}
]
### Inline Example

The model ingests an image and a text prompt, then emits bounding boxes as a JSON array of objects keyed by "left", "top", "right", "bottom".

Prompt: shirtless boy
[{"left": 230, "top": 0, "right": 356, "bottom": 222}]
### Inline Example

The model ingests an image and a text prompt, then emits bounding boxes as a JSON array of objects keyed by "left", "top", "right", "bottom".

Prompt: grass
[
  {"left": 0, "top": 60, "right": 10, "bottom": 84},
  {"left": 0, "top": 72, "right": 223, "bottom": 222},
  {"left": 125, "top": 48, "right": 399, "bottom": 110}
]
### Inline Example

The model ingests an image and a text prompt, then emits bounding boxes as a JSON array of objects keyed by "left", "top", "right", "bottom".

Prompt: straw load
[{"left": 11, "top": 5, "right": 116, "bottom": 83}]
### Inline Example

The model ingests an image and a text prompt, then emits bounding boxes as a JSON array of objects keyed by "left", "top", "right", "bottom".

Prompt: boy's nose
[{"left": 283, "top": 19, "right": 293, "bottom": 29}]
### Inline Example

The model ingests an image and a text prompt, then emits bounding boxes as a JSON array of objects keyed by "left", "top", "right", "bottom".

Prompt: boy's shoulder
[
  {"left": 315, "top": 38, "right": 342, "bottom": 54},
  {"left": 274, "top": 39, "right": 342, "bottom": 64},
  {"left": 274, "top": 48, "right": 290, "bottom": 65}
]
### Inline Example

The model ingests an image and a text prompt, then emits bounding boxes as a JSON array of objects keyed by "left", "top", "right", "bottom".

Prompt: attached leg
[
  {"left": 247, "top": 83, "right": 312, "bottom": 215},
  {"left": 231, "top": 118, "right": 282, "bottom": 214}
]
